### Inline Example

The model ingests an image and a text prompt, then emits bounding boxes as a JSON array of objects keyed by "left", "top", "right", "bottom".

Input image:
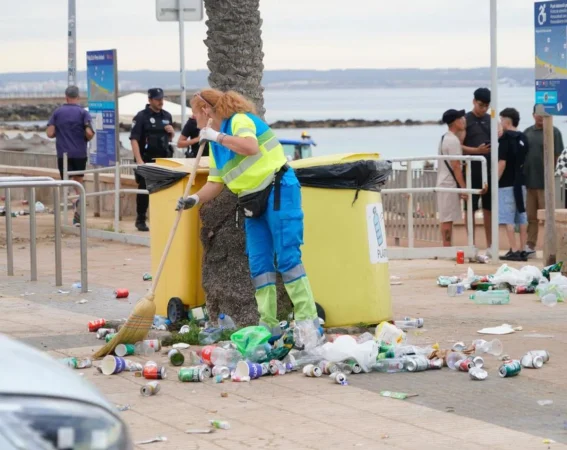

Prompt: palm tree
[
  {"left": 203, "top": 0, "right": 266, "bottom": 118},
  {"left": 200, "top": 0, "right": 290, "bottom": 325}
]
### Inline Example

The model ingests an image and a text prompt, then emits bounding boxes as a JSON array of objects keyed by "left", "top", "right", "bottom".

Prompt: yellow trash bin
[
  {"left": 291, "top": 153, "right": 393, "bottom": 328},
  {"left": 142, "top": 158, "right": 210, "bottom": 320}
]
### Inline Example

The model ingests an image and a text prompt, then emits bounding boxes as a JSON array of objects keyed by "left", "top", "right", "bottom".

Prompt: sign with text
[
  {"left": 535, "top": 1, "right": 567, "bottom": 115},
  {"left": 87, "top": 49, "right": 119, "bottom": 166}
]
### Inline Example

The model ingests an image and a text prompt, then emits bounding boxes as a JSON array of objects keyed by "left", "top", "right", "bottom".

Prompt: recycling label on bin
[{"left": 366, "top": 203, "right": 388, "bottom": 264}]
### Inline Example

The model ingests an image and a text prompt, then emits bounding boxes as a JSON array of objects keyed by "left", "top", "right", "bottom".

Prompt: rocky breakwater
[
  {"left": 0, "top": 104, "right": 60, "bottom": 122},
  {"left": 270, "top": 118, "right": 442, "bottom": 128}
]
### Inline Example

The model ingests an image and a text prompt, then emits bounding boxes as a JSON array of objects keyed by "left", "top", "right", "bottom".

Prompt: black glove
[{"left": 175, "top": 195, "right": 199, "bottom": 211}]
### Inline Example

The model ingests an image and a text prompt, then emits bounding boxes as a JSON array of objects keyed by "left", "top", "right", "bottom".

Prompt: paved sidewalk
[{"left": 1, "top": 228, "right": 567, "bottom": 448}]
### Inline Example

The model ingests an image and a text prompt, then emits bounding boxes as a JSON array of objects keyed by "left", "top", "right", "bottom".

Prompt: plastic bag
[
  {"left": 295, "top": 160, "right": 392, "bottom": 192},
  {"left": 519, "top": 265, "right": 544, "bottom": 286},
  {"left": 230, "top": 326, "right": 271, "bottom": 355},
  {"left": 491, "top": 264, "right": 531, "bottom": 287},
  {"left": 319, "top": 335, "right": 379, "bottom": 373},
  {"left": 134, "top": 165, "right": 187, "bottom": 194},
  {"left": 536, "top": 283, "right": 566, "bottom": 303}
]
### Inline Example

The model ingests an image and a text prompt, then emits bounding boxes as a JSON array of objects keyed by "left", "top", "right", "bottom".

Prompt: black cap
[
  {"left": 474, "top": 87, "right": 491, "bottom": 103},
  {"left": 148, "top": 88, "right": 164, "bottom": 99},
  {"left": 442, "top": 109, "right": 466, "bottom": 125}
]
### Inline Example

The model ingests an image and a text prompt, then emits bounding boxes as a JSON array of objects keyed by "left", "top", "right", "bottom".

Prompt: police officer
[{"left": 130, "top": 88, "right": 175, "bottom": 231}]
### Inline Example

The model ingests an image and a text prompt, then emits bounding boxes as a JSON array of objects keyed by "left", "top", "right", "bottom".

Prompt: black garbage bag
[
  {"left": 134, "top": 165, "right": 188, "bottom": 194},
  {"left": 295, "top": 159, "right": 392, "bottom": 192}
]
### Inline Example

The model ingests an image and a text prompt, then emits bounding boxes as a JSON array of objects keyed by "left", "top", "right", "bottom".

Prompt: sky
[{"left": 0, "top": 0, "right": 538, "bottom": 73}]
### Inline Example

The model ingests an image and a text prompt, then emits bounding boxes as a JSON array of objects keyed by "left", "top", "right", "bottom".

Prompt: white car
[{"left": 0, "top": 334, "right": 133, "bottom": 449}]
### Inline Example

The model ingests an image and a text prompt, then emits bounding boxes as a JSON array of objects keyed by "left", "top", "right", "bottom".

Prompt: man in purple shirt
[{"left": 47, "top": 86, "right": 94, "bottom": 226}]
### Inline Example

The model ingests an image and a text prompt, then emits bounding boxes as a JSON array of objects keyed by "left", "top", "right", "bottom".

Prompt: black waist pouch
[{"left": 239, "top": 184, "right": 274, "bottom": 218}]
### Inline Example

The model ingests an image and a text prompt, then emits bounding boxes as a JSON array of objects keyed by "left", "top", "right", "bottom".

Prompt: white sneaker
[
  {"left": 485, "top": 248, "right": 492, "bottom": 259},
  {"left": 524, "top": 246, "right": 536, "bottom": 259}
]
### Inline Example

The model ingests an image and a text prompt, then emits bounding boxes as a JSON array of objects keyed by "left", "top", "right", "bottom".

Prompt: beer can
[
  {"left": 115, "top": 344, "right": 135, "bottom": 357},
  {"left": 513, "top": 285, "right": 536, "bottom": 294},
  {"left": 114, "top": 288, "right": 129, "bottom": 299},
  {"left": 406, "top": 356, "right": 429, "bottom": 373},
  {"left": 88, "top": 318, "right": 106, "bottom": 332},
  {"left": 456, "top": 249, "right": 465, "bottom": 264},
  {"left": 59, "top": 357, "right": 78, "bottom": 369},
  {"left": 330, "top": 372, "right": 348, "bottom": 385},
  {"left": 468, "top": 356, "right": 484, "bottom": 369},
  {"left": 269, "top": 360, "right": 286, "bottom": 376},
  {"left": 317, "top": 360, "right": 339, "bottom": 375},
  {"left": 303, "top": 364, "right": 322, "bottom": 377},
  {"left": 212, "top": 366, "right": 230, "bottom": 379},
  {"left": 105, "top": 333, "right": 117, "bottom": 343},
  {"left": 521, "top": 353, "right": 544, "bottom": 369},
  {"left": 143, "top": 339, "right": 161, "bottom": 351},
  {"left": 458, "top": 359, "right": 475, "bottom": 372},
  {"left": 96, "top": 328, "right": 116, "bottom": 339},
  {"left": 346, "top": 360, "right": 362, "bottom": 374},
  {"left": 197, "top": 364, "right": 212, "bottom": 378},
  {"left": 178, "top": 367, "right": 204, "bottom": 382},
  {"left": 143, "top": 365, "right": 167, "bottom": 380},
  {"left": 140, "top": 381, "right": 160, "bottom": 396},
  {"left": 498, "top": 360, "right": 522, "bottom": 378},
  {"left": 469, "top": 367, "right": 488, "bottom": 381},
  {"left": 168, "top": 349, "right": 185, "bottom": 366},
  {"left": 527, "top": 350, "right": 550, "bottom": 363}
]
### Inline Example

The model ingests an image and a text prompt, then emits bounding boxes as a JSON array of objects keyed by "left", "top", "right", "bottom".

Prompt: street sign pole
[
  {"left": 68, "top": 0, "right": 77, "bottom": 86},
  {"left": 490, "top": 0, "right": 499, "bottom": 261},
  {"left": 178, "top": 0, "right": 187, "bottom": 127},
  {"left": 544, "top": 113, "right": 557, "bottom": 264}
]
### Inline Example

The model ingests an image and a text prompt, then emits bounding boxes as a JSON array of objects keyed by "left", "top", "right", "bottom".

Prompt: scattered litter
[
  {"left": 173, "top": 343, "right": 190, "bottom": 350},
  {"left": 543, "top": 439, "right": 556, "bottom": 444},
  {"left": 143, "top": 273, "right": 152, "bottom": 281},
  {"left": 75, "top": 299, "right": 88, "bottom": 304},
  {"left": 381, "top": 434, "right": 390, "bottom": 440},
  {"left": 477, "top": 324, "right": 515, "bottom": 335},
  {"left": 136, "top": 436, "right": 167, "bottom": 445},
  {"left": 390, "top": 275, "right": 402, "bottom": 285},
  {"left": 186, "top": 429, "right": 215, "bottom": 434},
  {"left": 524, "top": 334, "right": 554, "bottom": 339},
  {"left": 209, "top": 420, "right": 230, "bottom": 430},
  {"left": 537, "top": 400, "right": 553, "bottom": 406},
  {"left": 379, "top": 391, "right": 418, "bottom": 400},
  {"left": 57, "top": 290, "right": 70, "bottom": 294},
  {"left": 141, "top": 381, "right": 160, "bottom": 397},
  {"left": 20, "top": 292, "right": 35, "bottom": 297},
  {"left": 35, "top": 201, "right": 45, "bottom": 213},
  {"left": 114, "top": 288, "right": 129, "bottom": 299},
  {"left": 220, "top": 392, "right": 228, "bottom": 398},
  {"left": 115, "top": 404, "right": 131, "bottom": 412},
  {"left": 72, "top": 282, "right": 81, "bottom": 289}
]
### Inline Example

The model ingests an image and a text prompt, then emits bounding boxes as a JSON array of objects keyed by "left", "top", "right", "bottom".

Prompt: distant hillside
[{"left": 0, "top": 68, "right": 534, "bottom": 93}]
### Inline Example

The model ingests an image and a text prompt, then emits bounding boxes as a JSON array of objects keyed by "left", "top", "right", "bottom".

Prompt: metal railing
[
  {"left": 1, "top": 176, "right": 87, "bottom": 293},
  {"left": 381, "top": 155, "right": 488, "bottom": 259},
  {"left": 62, "top": 153, "right": 149, "bottom": 234}
]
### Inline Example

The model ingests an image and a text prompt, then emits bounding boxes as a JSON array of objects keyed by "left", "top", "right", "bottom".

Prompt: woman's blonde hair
[{"left": 190, "top": 89, "right": 257, "bottom": 120}]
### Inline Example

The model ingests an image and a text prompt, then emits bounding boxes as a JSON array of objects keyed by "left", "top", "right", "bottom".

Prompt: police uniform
[
  {"left": 207, "top": 112, "right": 318, "bottom": 337},
  {"left": 129, "top": 88, "right": 174, "bottom": 230}
]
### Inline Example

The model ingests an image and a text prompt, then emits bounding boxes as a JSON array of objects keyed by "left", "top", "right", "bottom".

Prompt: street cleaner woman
[{"left": 176, "top": 89, "right": 320, "bottom": 349}]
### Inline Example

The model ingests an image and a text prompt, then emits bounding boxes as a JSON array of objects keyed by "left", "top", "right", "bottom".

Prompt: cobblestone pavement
[{"left": 1, "top": 230, "right": 566, "bottom": 448}]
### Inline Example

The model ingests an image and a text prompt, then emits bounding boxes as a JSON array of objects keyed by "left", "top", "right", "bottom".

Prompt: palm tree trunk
[{"left": 203, "top": 0, "right": 266, "bottom": 118}]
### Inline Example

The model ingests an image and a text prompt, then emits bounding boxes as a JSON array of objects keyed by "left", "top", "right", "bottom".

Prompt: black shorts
[
  {"left": 58, "top": 157, "right": 88, "bottom": 179},
  {"left": 465, "top": 191, "right": 492, "bottom": 212}
]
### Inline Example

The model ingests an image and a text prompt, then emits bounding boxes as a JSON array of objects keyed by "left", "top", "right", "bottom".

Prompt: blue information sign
[{"left": 86, "top": 49, "right": 119, "bottom": 166}]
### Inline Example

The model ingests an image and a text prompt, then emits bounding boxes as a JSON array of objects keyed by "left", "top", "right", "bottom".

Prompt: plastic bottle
[
  {"left": 541, "top": 294, "right": 558, "bottom": 307},
  {"left": 198, "top": 327, "right": 223, "bottom": 345},
  {"left": 375, "top": 322, "right": 406, "bottom": 345},
  {"left": 210, "top": 347, "right": 242, "bottom": 369},
  {"left": 245, "top": 343, "right": 272, "bottom": 363},
  {"left": 473, "top": 339, "right": 503, "bottom": 356},
  {"left": 469, "top": 290, "right": 510, "bottom": 305},
  {"left": 393, "top": 318, "right": 424, "bottom": 330},
  {"left": 218, "top": 313, "right": 236, "bottom": 330},
  {"left": 373, "top": 358, "right": 407, "bottom": 373},
  {"left": 357, "top": 332, "right": 375, "bottom": 344},
  {"left": 393, "top": 345, "right": 432, "bottom": 358},
  {"left": 209, "top": 420, "right": 231, "bottom": 430},
  {"left": 135, "top": 341, "right": 155, "bottom": 357}
]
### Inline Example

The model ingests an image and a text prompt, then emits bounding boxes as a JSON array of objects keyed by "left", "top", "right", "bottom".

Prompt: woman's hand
[{"left": 199, "top": 127, "right": 220, "bottom": 143}]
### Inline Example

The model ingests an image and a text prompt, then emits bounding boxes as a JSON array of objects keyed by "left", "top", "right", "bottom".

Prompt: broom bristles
[{"left": 93, "top": 293, "right": 156, "bottom": 359}]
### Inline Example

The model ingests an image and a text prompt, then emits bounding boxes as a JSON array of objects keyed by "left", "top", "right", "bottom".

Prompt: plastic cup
[
  {"left": 101, "top": 355, "right": 126, "bottom": 375},
  {"left": 447, "top": 352, "right": 465, "bottom": 370},
  {"left": 115, "top": 344, "right": 135, "bottom": 357},
  {"left": 235, "top": 361, "right": 263, "bottom": 380}
]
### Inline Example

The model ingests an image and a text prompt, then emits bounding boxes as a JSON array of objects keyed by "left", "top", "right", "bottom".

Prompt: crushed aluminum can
[
  {"left": 198, "top": 365, "right": 212, "bottom": 378},
  {"left": 212, "top": 366, "right": 230, "bottom": 379},
  {"left": 406, "top": 356, "right": 429, "bottom": 373},
  {"left": 329, "top": 372, "right": 348, "bottom": 385},
  {"left": 88, "top": 319, "right": 106, "bottom": 332},
  {"left": 141, "top": 381, "right": 160, "bottom": 396},
  {"left": 179, "top": 325, "right": 191, "bottom": 334},
  {"left": 317, "top": 360, "right": 339, "bottom": 375},
  {"left": 125, "top": 360, "right": 143, "bottom": 372},
  {"left": 77, "top": 358, "right": 92, "bottom": 369},
  {"left": 96, "top": 328, "right": 116, "bottom": 340},
  {"left": 498, "top": 360, "right": 522, "bottom": 378},
  {"left": 469, "top": 367, "right": 488, "bottom": 380},
  {"left": 467, "top": 356, "right": 484, "bottom": 369},
  {"left": 521, "top": 353, "right": 544, "bottom": 369},
  {"left": 452, "top": 342, "right": 467, "bottom": 352},
  {"left": 458, "top": 359, "right": 475, "bottom": 372},
  {"left": 303, "top": 364, "right": 322, "bottom": 377},
  {"left": 527, "top": 350, "right": 550, "bottom": 363},
  {"left": 261, "top": 363, "right": 271, "bottom": 376},
  {"left": 428, "top": 358, "right": 444, "bottom": 370}
]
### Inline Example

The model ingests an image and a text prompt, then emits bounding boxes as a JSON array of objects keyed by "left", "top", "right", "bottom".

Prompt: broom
[{"left": 93, "top": 120, "right": 212, "bottom": 358}]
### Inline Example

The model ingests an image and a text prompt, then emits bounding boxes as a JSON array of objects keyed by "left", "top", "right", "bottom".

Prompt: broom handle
[{"left": 149, "top": 119, "right": 212, "bottom": 295}]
